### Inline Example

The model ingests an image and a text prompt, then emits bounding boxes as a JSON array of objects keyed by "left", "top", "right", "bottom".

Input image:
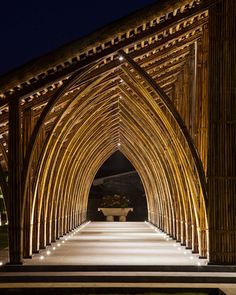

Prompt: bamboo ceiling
[{"left": 0, "top": 0, "right": 216, "bottom": 261}]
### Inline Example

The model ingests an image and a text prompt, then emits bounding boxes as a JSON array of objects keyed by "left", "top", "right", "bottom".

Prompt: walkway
[
  {"left": 1, "top": 223, "right": 236, "bottom": 294},
  {"left": 25, "top": 221, "right": 206, "bottom": 266}
]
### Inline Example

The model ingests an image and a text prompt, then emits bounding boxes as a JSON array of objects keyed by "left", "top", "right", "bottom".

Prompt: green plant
[{"left": 100, "top": 194, "right": 130, "bottom": 208}]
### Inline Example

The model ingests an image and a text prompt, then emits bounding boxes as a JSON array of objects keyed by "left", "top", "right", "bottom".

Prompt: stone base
[
  {"left": 106, "top": 215, "right": 114, "bottom": 222},
  {"left": 98, "top": 208, "right": 133, "bottom": 222}
]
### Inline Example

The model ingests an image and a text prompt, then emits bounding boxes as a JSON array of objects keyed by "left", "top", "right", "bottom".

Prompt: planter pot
[{"left": 98, "top": 208, "right": 133, "bottom": 222}]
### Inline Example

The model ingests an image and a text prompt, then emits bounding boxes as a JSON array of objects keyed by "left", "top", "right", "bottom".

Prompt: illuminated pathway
[
  {"left": 25, "top": 222, "right": 207, "bottom": 266},
  {"left": 1, "top": 223, "right": 235, "bottom": 294}
]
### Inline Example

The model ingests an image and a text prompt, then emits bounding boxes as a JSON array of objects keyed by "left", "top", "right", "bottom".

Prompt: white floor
[{"left": 25, "top": 221, "right": 208, "bottom": 266}]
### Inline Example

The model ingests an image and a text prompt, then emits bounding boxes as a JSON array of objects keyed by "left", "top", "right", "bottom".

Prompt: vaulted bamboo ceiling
[
  {"left": 0, "top": 0, "right": 209, "bottom": 168},
  {"left": 0, "top": 0, "right": 212, "bottom": 258}
]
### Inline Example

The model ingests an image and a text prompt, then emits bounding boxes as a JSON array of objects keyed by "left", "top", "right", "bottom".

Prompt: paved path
[
  {"left": 25, "top": 221, "right": 207, "bottom": 266},
  {"left": 1, "top": 224, "right": 236, "bottom": 294}
]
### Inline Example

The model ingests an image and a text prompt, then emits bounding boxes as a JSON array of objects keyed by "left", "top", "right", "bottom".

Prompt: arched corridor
[
  {"left": 0, "top": 0, "right": 235, "bottom": 270},
  {"left": 16, "top": 49, "right": 208, "bottom": 262}
]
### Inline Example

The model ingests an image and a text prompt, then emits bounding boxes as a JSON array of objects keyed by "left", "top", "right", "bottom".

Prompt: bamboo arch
[{"left": 22, "top": 54, "right": 208, "bottom": 259}]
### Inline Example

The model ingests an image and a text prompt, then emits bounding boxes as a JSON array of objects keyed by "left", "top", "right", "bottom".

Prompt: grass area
[{"left": 0, "top": 225, "right": 8, "bottom": 250}]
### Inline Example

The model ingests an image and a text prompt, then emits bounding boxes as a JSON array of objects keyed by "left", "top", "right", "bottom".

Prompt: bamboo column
[
  {"left": 22, "top": 107, "right": 33, "bottom": 258},
  {"left": 192, "top": 220, "right": 199, "bottom": 253},
  {"left": 195, "top": 26, "right": 209, "bottom": 173},
  {"left": 39, "top": 194, "right": 46, "bottom": 249},
  {"left": 208, "top": 0, "right": 236, "bottom": 264},
  {"left": 32, "top": 126, "right": 45, "bottom": 253},
  {"left": 194, "top": 26, "right": 209, "bottom": 258},
  {"left": 8, "top": 98, "right": 22, "bottom": 264}
]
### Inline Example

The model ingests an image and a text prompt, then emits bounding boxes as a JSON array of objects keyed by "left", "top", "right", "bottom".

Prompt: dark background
[
  {"left": 88, "top": 152, "right": 148, "bottom": 221},
  {"left": 0, "top": 0, "right": 157, "bottom": 76}
]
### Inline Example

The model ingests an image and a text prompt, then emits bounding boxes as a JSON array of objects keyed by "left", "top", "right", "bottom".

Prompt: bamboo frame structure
[{"left": 0, "top": 0, "right": 235, "bottom": 265}]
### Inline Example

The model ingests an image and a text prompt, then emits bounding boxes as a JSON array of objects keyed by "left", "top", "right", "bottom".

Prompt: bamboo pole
[
  {"left": 208, "top": 0, "right": 236, "bottom": 264},
  {"left": 8, "top": 97, "right": 23, "bottom": 264},
  {"left": 22, "top": 107, "right": 33, "bottom": 258}
]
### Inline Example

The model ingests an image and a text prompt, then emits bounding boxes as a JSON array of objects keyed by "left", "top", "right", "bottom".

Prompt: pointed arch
[
  {"left": 21, "top": 51, "right": 208, "bottom": 259},
  {"left": 120, "top": 50, "right": 207, "bottom": 203},
  {"left": 22, "top": 60, "right": 104, "bottom": 225}
]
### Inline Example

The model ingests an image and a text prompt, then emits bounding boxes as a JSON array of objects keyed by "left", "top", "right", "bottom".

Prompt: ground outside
[{"left": 0, "top": 222, "right": 235, "bottom": 295}]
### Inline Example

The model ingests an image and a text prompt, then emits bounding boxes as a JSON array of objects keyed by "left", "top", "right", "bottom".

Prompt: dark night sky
[
  {"left": 95, "top": 151, "right": 135, "bottom": 179},
  {"left": 0, "top": 0, "right": 158, "bottom": 76},
  {"left": 1, "top": 1, "right": 159, "bottom": 175}
]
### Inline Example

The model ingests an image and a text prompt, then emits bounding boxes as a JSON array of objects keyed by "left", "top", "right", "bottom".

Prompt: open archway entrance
[
  {"left": 87, "top": 151, "right": 148, "bottom": 221},
  {"left": 18, "top": 53, "right": 208, "bottom": 263},
  {"left": 1, "top": 0, "right": 235, "bottom": 276},
  {"left": 2, "top": 41, "right": 210, "bottom": 265}
]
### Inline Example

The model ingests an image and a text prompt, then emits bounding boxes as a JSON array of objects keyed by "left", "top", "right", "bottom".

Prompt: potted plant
[{"left": 98, "top": 194, "right": 133, "bottom": 221}]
